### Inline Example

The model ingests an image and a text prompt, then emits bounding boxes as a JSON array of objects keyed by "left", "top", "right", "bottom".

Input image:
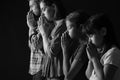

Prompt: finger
[
  {"left": 63, "top": 33, "right": 66, "bottom": 41},
  {"left": 87, "top": 46, "right": 92, "bottom": 55},
  {"left": 61, "top": 34, "right": 64, "bottom": 41},
  {"left": 86, "top": 47, "right": 91, "bottom": 58}
]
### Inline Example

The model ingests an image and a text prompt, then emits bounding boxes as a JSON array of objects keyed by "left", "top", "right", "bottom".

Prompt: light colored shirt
[{"left": 90, "top": 47, "right": 120, "bottom": 80}]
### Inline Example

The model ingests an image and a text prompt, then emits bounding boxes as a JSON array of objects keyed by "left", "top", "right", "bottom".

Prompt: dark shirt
[{"left": 70, "top": 42, "right": 88, "bottom": 80}]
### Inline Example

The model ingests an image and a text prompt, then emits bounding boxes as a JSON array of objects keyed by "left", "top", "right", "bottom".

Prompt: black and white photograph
[{"left": 2, "top": 0, "right": 120, "bottom": 80}]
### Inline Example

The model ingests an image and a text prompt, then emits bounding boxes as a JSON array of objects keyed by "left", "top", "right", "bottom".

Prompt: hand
[
  {"left": 86, "top": 42, "right": 99, "bottom": 60},
  {"left": 26, "top": 10, "right": 37, "bottom": 28},
  {"left": 38, "top": 16, "right": 49, "bottom": 37},
  {"left": 61, "top": 31, "right": 71, "bottom": 52}
]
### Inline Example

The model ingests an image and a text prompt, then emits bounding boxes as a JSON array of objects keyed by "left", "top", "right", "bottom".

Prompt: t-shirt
[
  {"left": 90, "top": 47, "right": 120, "bottom": 80},
  {"left": 70, "top": 43, "right": 88, "bottom": 80}
]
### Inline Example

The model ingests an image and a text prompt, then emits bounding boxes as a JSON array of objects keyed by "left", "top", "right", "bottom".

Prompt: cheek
[
  {"left": 90, "top": 35, "right": 101, "bottom": 46},
  {"left": 32, "top": 6, "right": 39, "bottom": 13},
  {"left": 68, "top": 29, "right": 76, "bottom": 38},
  {"left": 44, "top": 9, "right": 51, "bottom": 19}
]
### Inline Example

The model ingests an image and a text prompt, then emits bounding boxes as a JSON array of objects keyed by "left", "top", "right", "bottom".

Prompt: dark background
[{"left": 1, "top": 0, "right": 119, "bottom": 80}]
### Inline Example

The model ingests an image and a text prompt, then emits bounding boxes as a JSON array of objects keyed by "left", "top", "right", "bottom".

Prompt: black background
[{"left": 1, "top": 0, "right": 119, "bottom": 80}]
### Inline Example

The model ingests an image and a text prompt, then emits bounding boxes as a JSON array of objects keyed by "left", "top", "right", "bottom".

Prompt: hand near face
[
  {"left": 38, "top": 16, "right": 49, "bottom": 37},
  {"left": 86, "top": 42, "right": 99, "bottom": 60},
  {"left": 61, "top": 31, "right": 71, "bottom": 52},
  {"left": 27, "top": 10, "right": 37, "bottom": 29}
]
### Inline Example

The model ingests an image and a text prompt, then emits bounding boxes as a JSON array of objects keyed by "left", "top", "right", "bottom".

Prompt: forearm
[
  {"left": 86, "top": 60, "right": 94, "bottom": 79},
  {"left": 63, "top": 50, "right": 70, "bottom": 77},
  {"left": 66, "top": 59, "right": 84, "bottom": 80},
  {"left": 92, "top": 57, "right": 104, "bottom": 80},
  {"left": 42, "top": 35, "right": 50, "bottom": 52}
]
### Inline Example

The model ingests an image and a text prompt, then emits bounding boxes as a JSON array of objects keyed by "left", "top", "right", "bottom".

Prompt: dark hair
[
  {"left": 66, "top": 10, "right": 89, "bottom": 28},
  {"left": 82, "top": 13, "right": 119, "bottom": 48},
  {"left": 28, "top": 0, "right": 41, "bottom": 3},
  {"left": 66, "top": 10, "right": 90, "bottom": 41},
  {"left": 41, "top": 0, "right": 66, "bottom": 19}
]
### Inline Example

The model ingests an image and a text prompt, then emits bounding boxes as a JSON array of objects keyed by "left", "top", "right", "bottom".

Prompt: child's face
[
  {"left": 29, "top": 0, "right": 40, "bottom": 15},
  {"left": 88, "top": 29, "right": 104, "bottom": 47},
  {"left": 66, "top": 20, "right": 77, "bottom": 39},
  {"left": 40, "top": 1, "right": 55, "bottom": 21}
]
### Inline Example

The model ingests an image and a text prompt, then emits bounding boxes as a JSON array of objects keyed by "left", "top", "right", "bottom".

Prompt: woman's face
[
  {"left": 88, "top": 29, "right": 104, "bottom": 47},
  {"left": 29, "top": 0, "right": 40, "bottom": 15},
  {"left": 66, "top": 20, "right": 77, "bottom": 39},
  {"left": 40, "top": 1, "right": 55, "bottom": 21}
]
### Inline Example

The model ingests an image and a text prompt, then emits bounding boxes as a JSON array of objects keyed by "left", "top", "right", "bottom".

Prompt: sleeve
[{"left": 103, "top": 48, "right": 120, "bottom": 67}]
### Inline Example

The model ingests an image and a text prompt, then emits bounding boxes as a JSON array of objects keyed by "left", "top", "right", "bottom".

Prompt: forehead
[
  {"left": 66, "top": 20, "right": 75, "bottom": 26},
  {"left": 40, "top": 1, "right": 46, "bottom": 8},
  {"left": 66, "top": 20, "right": 76, "bottom": 29},
  {"left": 29, "top": 0, "right": 37, "bottom": 6}
]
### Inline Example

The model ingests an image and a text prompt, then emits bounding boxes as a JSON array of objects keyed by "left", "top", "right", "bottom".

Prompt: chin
[{"left": 33, "top": 11, "right": 39, "bottom": 16}]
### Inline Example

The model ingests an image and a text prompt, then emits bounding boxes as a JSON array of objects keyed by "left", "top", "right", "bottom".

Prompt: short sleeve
[{"left": 103, "top": 47, "right": 120, "bottom": 67}]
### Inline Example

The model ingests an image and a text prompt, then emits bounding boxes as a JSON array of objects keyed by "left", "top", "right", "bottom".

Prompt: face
[
  {"left": 40, "top": 1, "right": 55, "bottom": 21},
  {"left": 66, "top": 20, "right": 77, "bottom": 39},
  {"left": 29, "top": 0, "right": 40, "bottom": 15},
  {"left": 88, "top": 29, "right": 104, "bottom": 47}
]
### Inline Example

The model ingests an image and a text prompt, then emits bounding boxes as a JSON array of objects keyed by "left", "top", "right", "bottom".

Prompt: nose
[{"left": 88, "top": 38, "right": 92, "bottom": 43}]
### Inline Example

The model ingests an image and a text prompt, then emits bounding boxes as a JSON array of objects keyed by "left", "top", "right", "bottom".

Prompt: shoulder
[
  {"left": 55, "top": 19, "right": 66, "bottom": 28},
  {"left": 103, "top": 47, "right": 120, "bottom": 59},
  {"left": 51, "top": 19, "right": 66, "bottom": 38},
  {"left": 101, "top": 46, "right": 120, "bottom": 67}
]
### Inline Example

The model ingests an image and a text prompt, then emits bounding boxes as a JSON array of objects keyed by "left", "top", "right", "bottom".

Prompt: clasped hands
[
  {"left": 37, "top": 16, "right": 50, "bottom": 37},
  {"left": 86, "top": 42, "right": 99, "bottom": 60},
  {"left": 61, "top": 31, "right": 71, "bottom": 54}
]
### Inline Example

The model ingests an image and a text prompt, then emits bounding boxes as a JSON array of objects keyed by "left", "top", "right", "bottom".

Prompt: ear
[{"left": 100, "top": 27, "right": 107, "bottom": 36}]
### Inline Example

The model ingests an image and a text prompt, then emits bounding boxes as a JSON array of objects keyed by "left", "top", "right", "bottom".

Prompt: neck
[{"left": 97, "top": 44, "right": 107, "bottom": 57}]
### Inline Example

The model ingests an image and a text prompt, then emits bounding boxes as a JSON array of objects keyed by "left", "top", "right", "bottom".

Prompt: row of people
[{"left": 27, "top": 0, "right": 120, "bottom": 80}]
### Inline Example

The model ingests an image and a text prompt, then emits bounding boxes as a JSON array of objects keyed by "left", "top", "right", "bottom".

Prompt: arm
[
  {"left": 91, "top": 57, "right": 104, "bottom": 80},
  {"left": 86, "top": 60, "right": 94, "bottom": 79},
  {"left": 65, "top": 45, "right": 88, "bottom": 80},
  {"left": 87, "top": 43, "right": 119, "bottom": 80},
  {"left": 26, "top": 10, "right": 37, "bottom": 30},
  {"left": 63, "top": 49, "right": 71, "bottom": 78},
  {"left": 61, "top": 31, "right": 71, "bottom": 77},
  {"left": 91, "top": 57, "right": 118, "bottom": 80},
  {"left": 64, "top": 58, "right": 84, "bottom": 80}
]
